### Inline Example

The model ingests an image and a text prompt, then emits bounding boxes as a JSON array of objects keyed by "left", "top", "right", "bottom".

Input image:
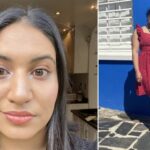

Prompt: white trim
[
  {"left": 98, "top": 50, "right": 132, "bottom": 60},
  {"left": 99, "top": 47, "right": 131, "bottom": 49},
  {"left": 99, "top": 16, "right": 132, "bottom": 21},
  {"left": 99, "top": 33, "right": 132, "bottom": 36},
  {"left": 98, "top": 0, "right": 133, "bottom": 61},
  {"left": 99, "top": 0, "right": 132, "bottom": 5},
  {"left": 99, "top": 8, "right": 132, "bottom": 13},
  {"left": 99, "top": 25, "right": 132, "bottom": 28}
]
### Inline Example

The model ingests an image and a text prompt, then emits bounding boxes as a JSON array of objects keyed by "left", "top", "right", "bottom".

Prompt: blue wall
[
  {"left": 132, "top": 0, "right": 150, "bottom": 27},
  {"left": 99, "top": 1, "right": 150, "bottom": 116},
  {"left": 99, "top": 61, "right": 150, "bottom": 116}
]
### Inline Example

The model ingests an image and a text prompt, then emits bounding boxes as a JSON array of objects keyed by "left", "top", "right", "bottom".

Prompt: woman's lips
[{"left": 3, "top": 111, "right": 34, "bottom": 125}]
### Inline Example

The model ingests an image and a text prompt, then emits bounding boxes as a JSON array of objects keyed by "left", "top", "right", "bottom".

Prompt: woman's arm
[{"left": 132, "top": 29, "right": 142, "bottom": 82}]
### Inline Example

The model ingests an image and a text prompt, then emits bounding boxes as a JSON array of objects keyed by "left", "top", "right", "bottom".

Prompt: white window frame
[{"left": 98, "top": 0, "right": 133, "bottom": 60}]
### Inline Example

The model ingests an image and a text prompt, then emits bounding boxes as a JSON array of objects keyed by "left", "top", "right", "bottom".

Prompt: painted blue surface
[
  {"left": 99, "top": 61, "right": 132, "bottom": 110},
  {"left": 132, "top": 0, "right": 150, "bottom": 27},
  {"left": 99, "top": 61, "right": 150, "bottom": 116},
  {"left": 99, "top": 1, "right": 150, "bottom": 116}
]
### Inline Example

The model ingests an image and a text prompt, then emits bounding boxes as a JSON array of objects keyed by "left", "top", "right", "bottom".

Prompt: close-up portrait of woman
[{"left": 0, "top": 7, "right": 97, "bottom": 150}]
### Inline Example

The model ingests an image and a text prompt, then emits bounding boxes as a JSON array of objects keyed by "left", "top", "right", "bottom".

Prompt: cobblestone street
[{"left": 99, "top": 108, "right": 150, "bottom": 150}]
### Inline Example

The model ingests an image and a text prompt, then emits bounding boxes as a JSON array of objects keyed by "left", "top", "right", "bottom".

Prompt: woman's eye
[
  {"left": 0, "top": 68, "right": 9, "bottom": 77},
  {"left": 33, "top": 69, "right": 50, "bottom": 78}
]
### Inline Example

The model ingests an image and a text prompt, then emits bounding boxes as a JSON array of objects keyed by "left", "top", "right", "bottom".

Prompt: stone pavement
[{"left": 99, "top": 108, "right": 150, "bottom": 150}]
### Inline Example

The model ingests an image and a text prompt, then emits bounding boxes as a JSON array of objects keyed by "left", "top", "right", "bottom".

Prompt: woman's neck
[{"left": 0, "top": 129, "right": 47, "bottom": 150}]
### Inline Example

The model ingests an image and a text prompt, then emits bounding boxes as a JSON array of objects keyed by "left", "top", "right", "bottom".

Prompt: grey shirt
[{"left": 69, "top": 133, "right": 97, "bottom": 150}]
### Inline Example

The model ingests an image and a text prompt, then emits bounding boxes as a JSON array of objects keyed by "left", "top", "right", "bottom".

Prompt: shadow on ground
[{"left": 124, "top": 68, "right": 150, "bottom": 130}]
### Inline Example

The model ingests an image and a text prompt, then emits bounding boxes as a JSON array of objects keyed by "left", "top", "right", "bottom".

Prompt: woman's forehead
[{"left": 0, "top": 21, "right": 56, "bottom": 63}]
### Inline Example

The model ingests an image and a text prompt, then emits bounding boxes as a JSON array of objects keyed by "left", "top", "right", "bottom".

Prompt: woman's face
[{"left": 0, "top": 21, "right": 58, "bottom": 140}]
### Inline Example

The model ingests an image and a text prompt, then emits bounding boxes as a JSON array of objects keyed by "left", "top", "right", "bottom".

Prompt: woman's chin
[{"left": 0, "top": 127, "right": 38, "bottom": 140}]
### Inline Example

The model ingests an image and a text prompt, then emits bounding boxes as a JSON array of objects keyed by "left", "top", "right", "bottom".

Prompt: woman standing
[{"left": 132, "top": 9, "right": 150, "bottom": 96}]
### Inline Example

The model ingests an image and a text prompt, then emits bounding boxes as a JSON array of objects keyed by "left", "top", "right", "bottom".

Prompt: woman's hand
[{"left": 136, "top": 71, "right": 142, "bottom": 82}]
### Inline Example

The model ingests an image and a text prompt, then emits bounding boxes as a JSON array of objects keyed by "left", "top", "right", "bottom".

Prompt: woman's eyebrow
[
  {"left": 0, "top": 55, "right": 12, "bottom": 62},
  {"left": 30, "top": 55, "right": 56, "bottom": 65},
  {"left": 0, "top": 55, "right": 56, "bottom": 65}
]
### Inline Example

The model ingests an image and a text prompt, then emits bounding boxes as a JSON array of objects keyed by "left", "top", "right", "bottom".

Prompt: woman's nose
[{"left": 7, "top": 73, "right": 32, "bottom": 104}]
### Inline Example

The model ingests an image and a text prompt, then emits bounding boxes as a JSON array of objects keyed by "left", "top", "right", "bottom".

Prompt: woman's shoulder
[
  {"left": 135, "top": 24, "right": 147, "bottom": 31},
  {"left": 135, "top": 24, "right": 144, "bottom": 36},
  {"left": 141, "top": 25, "right": 147, "bottom": 30},
  {"left": 136, "top": 25, "right": 150, "bottom": 34},
  {"left": 135, "top": 24, "right": 142, "bottom": 30},
  {"left": 69, "top": 132, "right": 97, "bottom": 150}
]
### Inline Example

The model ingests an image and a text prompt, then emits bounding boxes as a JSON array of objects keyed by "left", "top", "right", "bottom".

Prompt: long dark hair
[
  {"left": 0, "top": 7, "right": 71, "bottom": 150},
  {"left": 146, "top": 8, "right": 150, "bottom": 29}
]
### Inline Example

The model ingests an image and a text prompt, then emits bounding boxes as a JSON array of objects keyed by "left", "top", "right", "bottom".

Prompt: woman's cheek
[
  {"left": 44, "top": 81, "right": 58, "bottom": 103},
  {"left": 0, "top": 82, "right": 9, "bottom": 99},
  {"left": 39, "top": 80, "right": 59, "bottom": 122},
  {"left": 33, "top": 75, "right": 58, "bottom": 103}
]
